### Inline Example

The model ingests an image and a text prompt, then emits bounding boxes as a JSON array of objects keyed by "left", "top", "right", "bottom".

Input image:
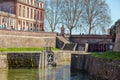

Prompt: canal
[{"left": 0, "top": 65, "right": 89, "bottom": 80}]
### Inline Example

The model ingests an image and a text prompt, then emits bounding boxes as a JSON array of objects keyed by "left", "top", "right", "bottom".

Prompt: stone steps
[{"left": 62, "top": 43, "right": 76, "bottom": 51}]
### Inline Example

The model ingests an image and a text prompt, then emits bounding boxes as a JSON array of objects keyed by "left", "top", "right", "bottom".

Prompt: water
[{"left": 0, "top": 65, "right": 89, "bottom": 80}]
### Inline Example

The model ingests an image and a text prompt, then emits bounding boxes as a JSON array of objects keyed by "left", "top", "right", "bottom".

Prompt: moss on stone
[{"left": 0, "top": 48, "right": 59, "bottom": 52}]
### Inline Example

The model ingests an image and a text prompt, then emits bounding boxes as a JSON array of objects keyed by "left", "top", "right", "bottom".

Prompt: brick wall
[{"left": 0, "top": 30, "right": 56, "bottom": 48}]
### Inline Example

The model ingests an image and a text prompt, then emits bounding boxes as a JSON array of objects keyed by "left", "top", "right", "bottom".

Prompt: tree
[
  {"left": 115, "top": 19, "right": 120, "bottom": 25},
  {"left": 109, "top": 19, "right": 120, "bottom": 42},
  {"left": 109, "top": 25, "right": 116, "bottom": 42},
  {"left": 44, "top": 0, "right": 62, "bottom": 32},
  {"left": 81, "top": 0, "right": 111, "bottom": 34},
  {"left": 61, "top": 0, "right": 83, "bottom": 36}
]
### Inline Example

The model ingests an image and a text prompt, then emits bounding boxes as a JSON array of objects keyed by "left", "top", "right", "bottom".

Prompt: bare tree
[
  {"left": 81, "top": 0, "right": 111, "bottom": 34},
  {"left": 61, "top": 0, "right": 83, "bottom": 36},
  {"left": 44, "top": 0, "right": 62, "bottom": 32}
]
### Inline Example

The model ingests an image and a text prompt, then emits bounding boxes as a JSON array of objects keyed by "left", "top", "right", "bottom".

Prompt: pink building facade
[{"left": 0, "top": 0, "right": 44, "bottom": 32}]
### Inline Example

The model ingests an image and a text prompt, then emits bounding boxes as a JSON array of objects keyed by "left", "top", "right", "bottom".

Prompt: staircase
[
  {"left": 57, "top": 36, "right": 70, "bottom": 44},
  {"left": 57, "top": 36, "right": 78, "bottom": 51},
  {"left": 62, "top": 43, "right": 76, "bottom": 51}
]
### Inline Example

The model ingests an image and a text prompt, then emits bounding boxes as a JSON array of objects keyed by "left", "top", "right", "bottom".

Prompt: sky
[{"left": 106, "top": 0, "right": 120, "bottom": 26}]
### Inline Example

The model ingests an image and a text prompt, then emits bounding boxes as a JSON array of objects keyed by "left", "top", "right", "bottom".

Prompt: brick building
[{"left": 0, "top": 0, "right": 44, "bottom": 31}]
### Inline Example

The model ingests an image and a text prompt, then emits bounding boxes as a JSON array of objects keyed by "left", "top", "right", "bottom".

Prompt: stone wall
[
  {"left": 71, "top": 54, "right": 120, "bottom": 80},
  {"left": 0, "top": 51, "right": 72, "bottom": 69},
  {"left": 0, "top": 52, "right": 42, "bottom": 69},
  {"left": 0, "top": 30, "right": 56, "bottom": 48},
  {"left": 0, "top": 53, "right": 7, "bottom": 69},
  {"left": 71, "top": 54, "right": 90, "bottom": 72},
  {"left": 114, "top": 24, "right": 120, "bottom": 52},
  {"left": 54, "top": 51, "right": 71, "bottom": 65},
  {"left": 88, "top": 56, "right": 120, "bottom": 80},
  {"left": 70, "top": 35, "right": 113, "bottom": 44},
  {"left": 7, "top": 52, "right": 41, "bottom": 69}
]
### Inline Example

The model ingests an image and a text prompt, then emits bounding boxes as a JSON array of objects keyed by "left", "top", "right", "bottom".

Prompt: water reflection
[
  {"left": 0, "top": 65, "right": 89, "bottom": 80},
  {"left": 0, "top": 69, "right": 7, "bottom": 80}
]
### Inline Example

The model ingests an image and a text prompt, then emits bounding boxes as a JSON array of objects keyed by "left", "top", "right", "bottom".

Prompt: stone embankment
[
  {"left": 71, "top": 54, "right": 120, "bottom": 80},
  {"left": 88, "top": 56, "right": 120, "bottom": 80},
  {"left": 0, "top": 30, "right": 56, "bottom": 48},
  {"left": 0, "top": 51, "right": 72, "bottom": 69}
]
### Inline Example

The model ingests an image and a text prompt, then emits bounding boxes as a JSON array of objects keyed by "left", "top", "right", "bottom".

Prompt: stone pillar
[
  {"left": 85, "top": 43, "right": 88, "bottom": 52},
  {"left": 39, "top": 51, "right": 47, "bottom": 68},
  {"left": 0, "top": 54, "right": 8, "bottom": 69}
]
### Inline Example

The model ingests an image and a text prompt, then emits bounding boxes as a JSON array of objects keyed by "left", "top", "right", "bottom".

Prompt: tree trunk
[
  {"left": 88, "top": 27, "right": 92, "bottom": 34},
  {"left": 69, "top": 29, "right": 72, "bottom": 36},
  {"left": 51, "top": 28, "right": 54, "bottom": 32}
]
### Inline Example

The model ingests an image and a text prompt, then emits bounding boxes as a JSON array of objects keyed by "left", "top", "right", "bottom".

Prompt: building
[
  {"left": 60, "top": 25, "right": 65, "bottom": 36},
  {"left": 69, "top": 35, "right": 113, "bottom": 51},
  {"left": 114, "top": 23, "right": 120, "bottom": 52},
  {"left": 0, "top": 0, "right": 44, "bottom": 32},
  {"left": 70, "top": 35, "right": 113, "bottom": 44}
]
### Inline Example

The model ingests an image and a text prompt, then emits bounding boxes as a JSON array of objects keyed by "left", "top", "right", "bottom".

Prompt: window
[
  {"left": 40, "top": 23, "right": 43, "bottom": 31},
  {"left": 42, "top": 3, "right": 44, "bottom": 8},
  {"left": 37, "top": 11, "right": 39, "bottom": 20},
  {"left": 23, "top": 22, "right": 25, "bottom": 30},
  {"left": 40, "top": 3, "right": 42, "bottom": 8},
  {"left": 19, "top": 21, "right": 20, "bottom": 25},
  {"left": 26, "top": 22, "right": 29, "bottom": 30},
  {"left": 34, "top": 10, "right": 36, "bottom": 19},
  {"left": 23, "top": 6, "right": 25, "bottom": 17},
  {"left": 18, "top": 21, "right": 21, "bottom": 30},
  {"left": 34, "top": 1, "right": 36, "bottom": 6},
  {"left": 26, "top": 22, "right": 29, "bottom": 26},
  {"left": 2, "top": 18, "right": 5, "bottom": 23},
  {"left": 10, "top": 18, "right": 13, "bottom": 24},
  {"left": 27, "top": 0, "right": 29, "bottom": 4},
  {"left": 31, "top": 8, "right": 33, "bottom": 19},
  {"left": 19, "top": 5, "right": 21, "bottom": 16},
  {"left": 27, "top": 7, "right": 29, "bottom": 18},
  {"left": 31, "top": 0, "right": 33, "bottom": 5},
  {"left": 31, "top": 23, "right": 33, "bottom": 31},
  {"left": 40, "top": 12, "right": 42, "bottom": 21}
]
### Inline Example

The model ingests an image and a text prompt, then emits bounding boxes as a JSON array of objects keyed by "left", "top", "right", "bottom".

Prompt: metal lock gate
[{"left": 47, "top": 51, "right": 54, "bottom": 66}]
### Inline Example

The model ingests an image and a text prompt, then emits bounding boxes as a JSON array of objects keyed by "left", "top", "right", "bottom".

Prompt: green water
[{"left": 0, "top": 65, "right": 89, "bottom": 80}]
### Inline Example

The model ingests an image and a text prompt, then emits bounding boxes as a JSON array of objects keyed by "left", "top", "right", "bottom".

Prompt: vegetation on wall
[
  {"left": 91, "top": 51, "right": 120, "bottom": 60},
  {"left": 0, "top": 48, "right": 59, "bottom": 52}
]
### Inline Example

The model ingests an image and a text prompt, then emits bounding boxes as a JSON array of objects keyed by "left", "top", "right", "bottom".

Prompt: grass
[
  {"left": 0, "top": 48, "right": 60, "bottom": 52},
  {"left": 91, "top": 51, "right": 120, "bottom": 60}
]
